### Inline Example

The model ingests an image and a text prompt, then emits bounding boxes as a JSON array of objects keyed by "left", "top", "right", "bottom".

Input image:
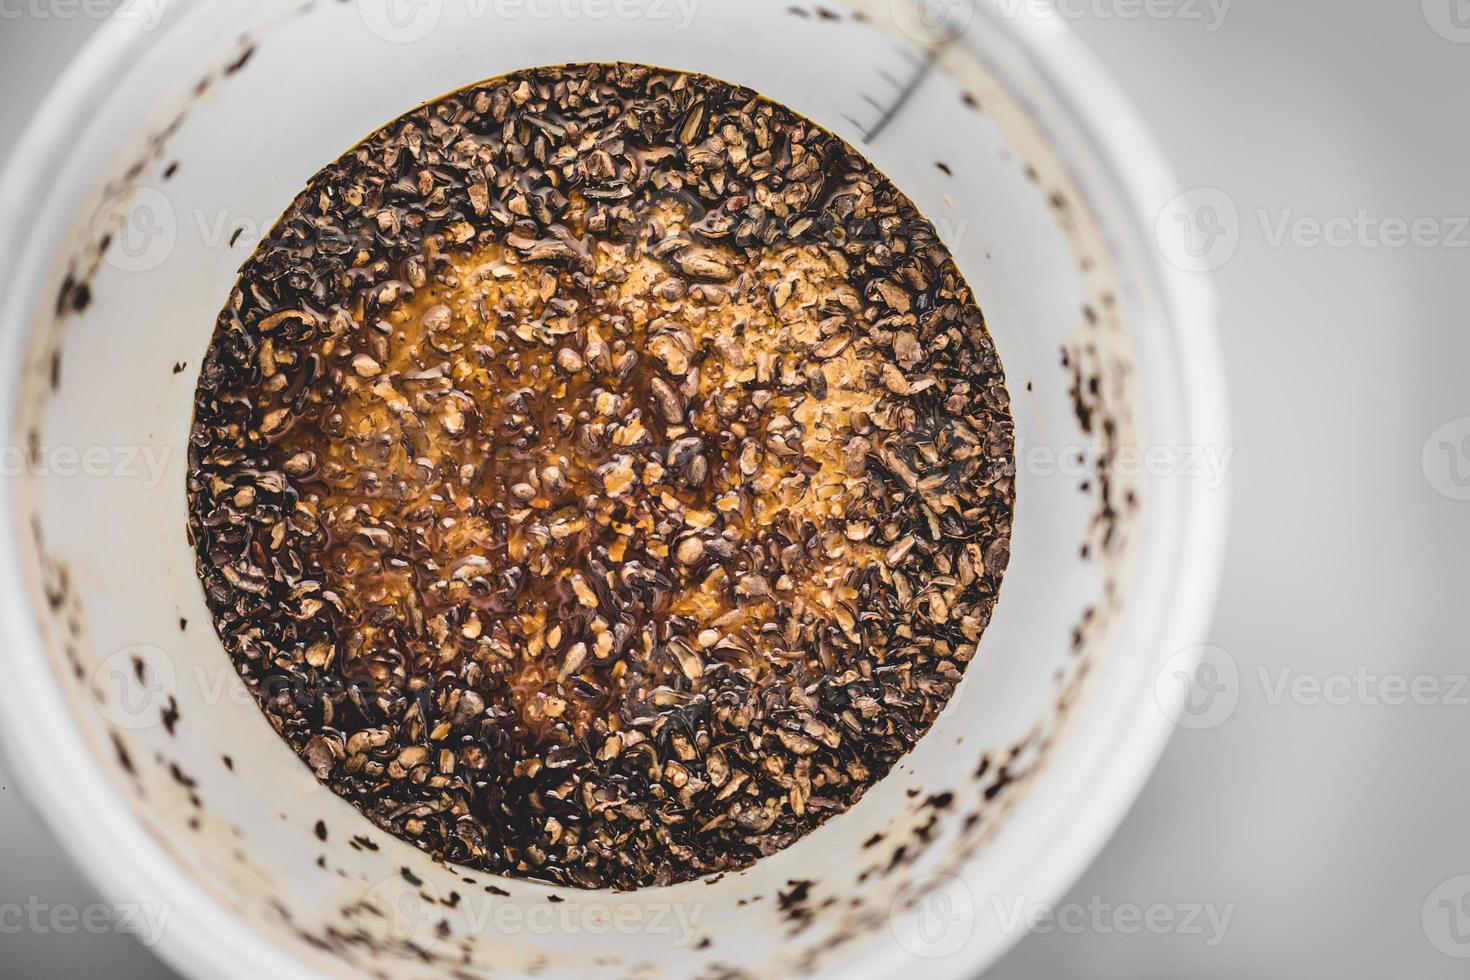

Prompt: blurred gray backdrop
[{"left": 1, "top": 1, "right": 1468, "bottom": 977}]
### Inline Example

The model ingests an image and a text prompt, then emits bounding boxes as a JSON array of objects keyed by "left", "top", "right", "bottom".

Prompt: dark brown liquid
[
  {"left": 287, "top": 199, "right": 881, "bottom": 744},
  {"left": 188, "top": 63, "right": 1013, "bottom": 889}
]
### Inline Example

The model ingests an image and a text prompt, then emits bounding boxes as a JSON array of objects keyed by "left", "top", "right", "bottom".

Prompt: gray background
[{"left": 2, "top": 1, "right": 1468, "bottom": 976}]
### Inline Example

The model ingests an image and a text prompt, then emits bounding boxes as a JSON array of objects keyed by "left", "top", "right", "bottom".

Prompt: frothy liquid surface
[{"left": 299, "top": 202, "right": 882, "bottom": 744}]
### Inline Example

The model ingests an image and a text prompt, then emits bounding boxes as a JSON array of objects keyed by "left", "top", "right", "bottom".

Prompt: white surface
[{"left": 1, "top": 2, "right": 1466, "bottom": 977}]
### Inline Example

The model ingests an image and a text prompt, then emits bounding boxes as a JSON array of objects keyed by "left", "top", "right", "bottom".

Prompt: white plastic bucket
[{"left": 0, "top": 1, "right": 1228, "bottom": 977}]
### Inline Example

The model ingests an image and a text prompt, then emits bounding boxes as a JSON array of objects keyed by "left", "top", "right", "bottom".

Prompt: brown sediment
[{"left": 187, "top": 62, "right": 1013, "bottom": 890}]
